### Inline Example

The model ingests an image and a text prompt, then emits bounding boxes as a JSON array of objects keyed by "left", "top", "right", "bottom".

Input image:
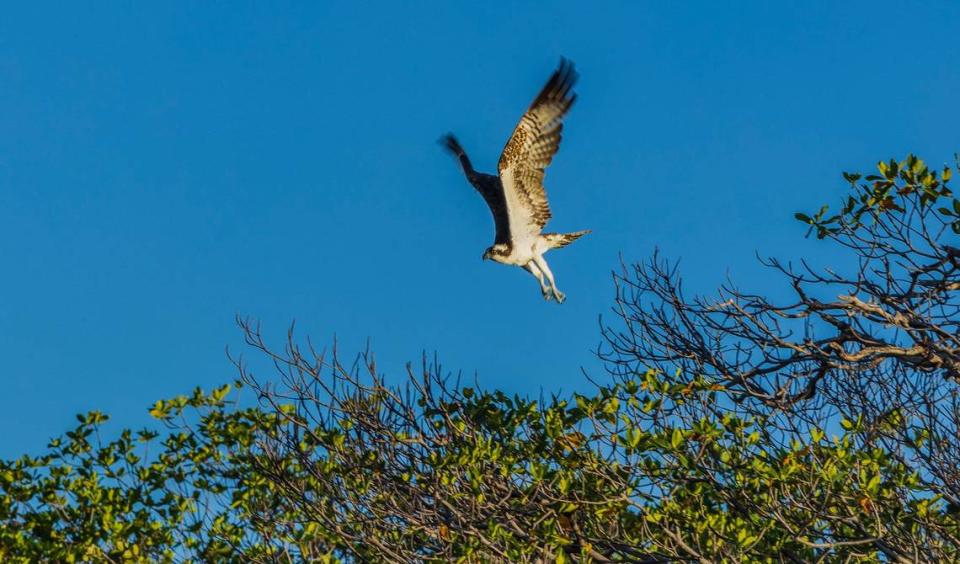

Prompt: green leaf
[
  {"left": 211, "top": 384, "right": 231, "bottom": 402},
  {"left": 148, "top": 401, "right": 167, "bottom": 419},
  {"left": 671, "top": 428, "right": 684, "bottom": 449}
]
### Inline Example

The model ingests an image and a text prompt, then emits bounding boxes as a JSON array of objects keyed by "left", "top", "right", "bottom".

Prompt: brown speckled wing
[{"left": 498, "top": 59, "right": 578, "bottom": 235}]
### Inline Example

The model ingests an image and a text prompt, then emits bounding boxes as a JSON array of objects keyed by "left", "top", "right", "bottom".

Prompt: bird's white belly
[{"left": 501, "top": 238, "right": 538, "bottom": 265}]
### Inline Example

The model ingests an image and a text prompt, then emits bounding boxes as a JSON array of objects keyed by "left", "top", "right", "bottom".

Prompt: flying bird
[{"left": 442, "top": 58, "right": 589, "bottom": 304}]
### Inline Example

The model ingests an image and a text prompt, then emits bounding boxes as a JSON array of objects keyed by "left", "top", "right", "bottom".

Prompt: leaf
[
  {"left": 211, "top": 384, "right": 231, "bottom": 403},
  {"left": 736, "top": 528, "right": 748, "bottom": 545},
  {"left": 557, "top": 432, "right": 585, "bottom": 451},
  {"left": 671, "top": 428, "right": 684, "bottom": 449},
  {"left": 885, "top": 159, "right": 899, "bottom": 179},
  {"left": 148, "top": 401, "right": 167, "bottom": 419}
]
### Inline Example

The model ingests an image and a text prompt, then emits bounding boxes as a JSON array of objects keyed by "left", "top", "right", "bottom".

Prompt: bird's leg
[
  {"left": 532, "top": 254, "right": 564, "bottom": 304},
  {"left": 524, "top": 262, "right": 552, "bottom": 300}
]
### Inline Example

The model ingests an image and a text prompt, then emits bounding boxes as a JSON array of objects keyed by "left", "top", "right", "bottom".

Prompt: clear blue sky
[{"left": 2, "top": 2, "right": 958, "bottom": 457}]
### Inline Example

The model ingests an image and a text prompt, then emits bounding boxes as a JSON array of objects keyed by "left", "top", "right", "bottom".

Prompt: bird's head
[{"left": 482, "top": 244, "right": 509, "bottom": 262}]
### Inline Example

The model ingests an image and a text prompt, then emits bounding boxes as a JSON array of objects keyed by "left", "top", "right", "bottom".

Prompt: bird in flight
[{"left": 442, "top": 58, "right": 589, "bottom": 304}]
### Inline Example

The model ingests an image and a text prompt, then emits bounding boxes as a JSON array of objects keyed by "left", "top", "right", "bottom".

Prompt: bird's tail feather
[{"left": 544, "top": 230, "right": 590, "bottom": 249}]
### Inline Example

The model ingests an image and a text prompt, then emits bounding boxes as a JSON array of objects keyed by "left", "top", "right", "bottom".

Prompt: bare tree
[{"left": 597, "top": 155, "right": 960, "bottom": 561}]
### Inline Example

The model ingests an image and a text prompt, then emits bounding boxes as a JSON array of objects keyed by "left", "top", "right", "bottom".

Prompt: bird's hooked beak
[{"left": 482, "top": 250, "right": 491, "bottom": 261}]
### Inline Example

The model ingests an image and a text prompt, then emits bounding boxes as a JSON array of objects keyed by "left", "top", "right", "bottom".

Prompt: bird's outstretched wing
[
  {"left": 498, "top": 58, "right": 578, "bottom": 245},
  {"left": 441, "top": 133, "right": 511, "bottom": 245}
]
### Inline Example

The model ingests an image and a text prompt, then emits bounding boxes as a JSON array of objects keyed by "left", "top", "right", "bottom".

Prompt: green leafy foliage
[
  {"left": 3, "top": 364, "right": 956, "bottom": 561},
  {"left": 799, "top": 154, "right": 958, "bottom": 237}
]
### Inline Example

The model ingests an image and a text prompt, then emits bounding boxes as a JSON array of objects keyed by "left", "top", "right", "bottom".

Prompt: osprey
[{"left": 442, "top": 58, "right": 589, "bottom": 304}]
